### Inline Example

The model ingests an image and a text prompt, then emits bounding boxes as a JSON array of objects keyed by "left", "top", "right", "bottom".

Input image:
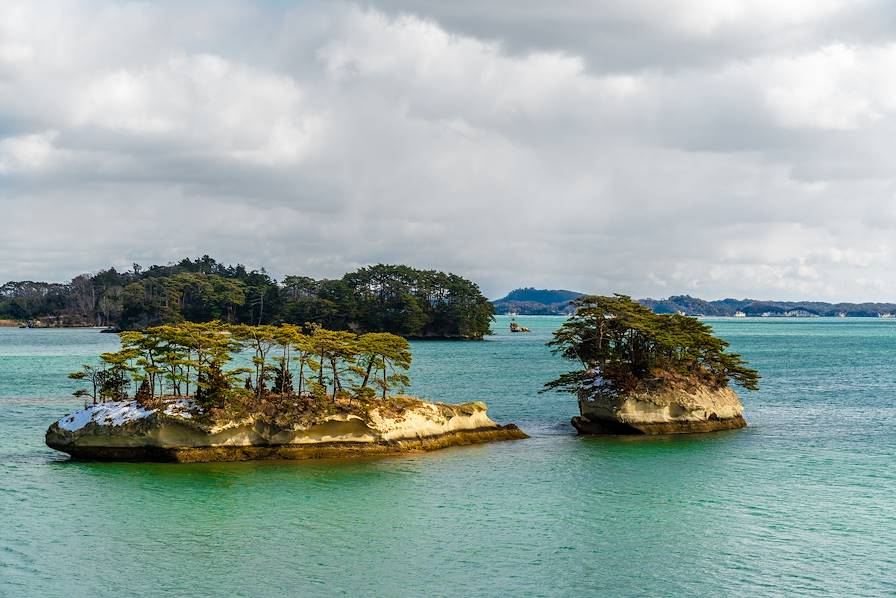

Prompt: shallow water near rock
[{"left": 2, "top": 316, "right": 895, "bottom": 596}]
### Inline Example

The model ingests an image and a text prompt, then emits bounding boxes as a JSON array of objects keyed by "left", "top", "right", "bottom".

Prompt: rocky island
[
  {"left": 46, "top": 322, "right": 525, "bottom": 462},
  {"left": 46, "top": 396, "right": 524, "bottom": 462},
  {"left": 544, "top": 295, "right": 758, "bottom": 435}
]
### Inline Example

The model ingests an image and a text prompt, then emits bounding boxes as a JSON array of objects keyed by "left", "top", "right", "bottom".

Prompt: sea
[{"left": 1, "top": 316, "right": 894, "bottom": 597}]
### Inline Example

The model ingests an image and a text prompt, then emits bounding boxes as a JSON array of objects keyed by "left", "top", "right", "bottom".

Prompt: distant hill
[
  {"left": 641, "top": 295, "right": 896, "bottom": 317},
  {"left": 493, "top": 289, "right": 896, "bottom": 317},
  {"left": 492, "top": 288, "right": 584, "bottom": 315}
]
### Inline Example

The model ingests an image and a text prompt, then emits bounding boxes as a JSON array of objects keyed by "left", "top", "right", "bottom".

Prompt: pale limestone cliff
[
  {"left": 572, "top": 383, "right": 746, "bottom": 435},
  {"left": 46, "top": 399, "right": 526, "bottom": 462}
]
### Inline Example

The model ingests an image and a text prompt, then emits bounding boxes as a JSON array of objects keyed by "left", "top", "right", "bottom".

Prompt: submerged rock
[
  {"left": 46, "top": 398, "right": 527, "bottom": 462},
  {"left": 571, "top": 384, "right": 747, "bottom": 435}
]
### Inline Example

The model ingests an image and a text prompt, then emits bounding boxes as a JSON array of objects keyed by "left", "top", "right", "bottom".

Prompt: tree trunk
[
  {"left": 331, "top": 358, "right": 339, "bottom": 400},
  {"left": 361, "top": 358, "right": 374, "bottom": 388}
]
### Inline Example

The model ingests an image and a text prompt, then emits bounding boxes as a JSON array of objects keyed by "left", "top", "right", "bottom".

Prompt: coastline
[
  {"left": 1, "top": 324, "right": 110, "bottom": 330},
  {"left": 49, "top": 424, "right": 527, "bottom": 463},
  {"left": 45, "top": 398, "right": 528, "bottom": 463}
]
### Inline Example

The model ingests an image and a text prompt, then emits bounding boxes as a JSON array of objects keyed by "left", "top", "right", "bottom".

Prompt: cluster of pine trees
[
  {"left": 2, "top": 257, "right": 494, "bottom": 338},
  {"left": 70, "top": 321, "right": 413, "bottom": 410},
  {"left": 544, "top": 295, "right": 760, "bottom": 398}
]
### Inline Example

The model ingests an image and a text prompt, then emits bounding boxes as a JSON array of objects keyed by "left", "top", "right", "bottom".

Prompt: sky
[{"left": 3, "top": 0, "right": 896, "bottom": 300}]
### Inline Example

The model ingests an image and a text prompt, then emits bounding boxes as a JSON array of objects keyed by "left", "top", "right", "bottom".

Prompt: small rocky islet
[
  {"left": 46, "top": 396, "right": 525, "bottom": 462},
  {"left": 571, "top": 382, "right": 746, "bottom": 435},
  {"left": 544, "top": 294, "right": 756, "bottom": 435},
  {"left": 45, "top": 322, "right": 526, "bottom": 462}
]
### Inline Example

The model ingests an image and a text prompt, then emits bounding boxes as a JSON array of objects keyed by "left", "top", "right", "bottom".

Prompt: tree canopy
[
  {"left": 4, "top": 257, "right": 494, "bottom": 338},
  {"left": 544, "top": 295, "right": 759, "bottom": 399},
  {"left": 70, "top": 321, "right": 414, "bottom": 413}
]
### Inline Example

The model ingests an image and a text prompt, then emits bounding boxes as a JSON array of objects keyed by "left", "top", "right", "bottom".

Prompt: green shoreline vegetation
[
  {"left": 1, "top": 258, "right": 494, "bottom": 339},
  {"left": 69, "top": 321, "right": 415, "bottom": 421}
]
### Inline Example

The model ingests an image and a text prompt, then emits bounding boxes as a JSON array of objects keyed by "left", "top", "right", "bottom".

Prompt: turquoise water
[{"left": 1, "top": 317, "right": 895, "bottom": 597}]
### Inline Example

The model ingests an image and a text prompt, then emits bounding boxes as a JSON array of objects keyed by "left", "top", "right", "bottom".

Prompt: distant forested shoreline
[
  {"left": 639, "top": 295, "right": 896, "bottom": 317},
  {"left": 0, "top": 257, "right": 494, "bottom": 338},
  {"left": 493, "top": 288, "right": 896, "bottom": 317}
]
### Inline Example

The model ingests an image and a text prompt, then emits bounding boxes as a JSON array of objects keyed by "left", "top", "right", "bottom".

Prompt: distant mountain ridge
[
  {"left": 492, "top": 288, "right": 584, "bottom": 315},
  {"left": 492, "top": 289, "right": 896, "bottom": 317},
  {"left": 640, "top": 295, "right": 896, "bottom": 317}
]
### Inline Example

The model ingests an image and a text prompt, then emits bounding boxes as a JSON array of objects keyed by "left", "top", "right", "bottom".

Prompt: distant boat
[
  {"left": 509, "top": 321, "right": 530, "bottom": 333},
  {"left": 879, "top": 313, "right": 893, "bottom": 319},
  {"left": 734, "top": 311, "right": 747, "bottom": 318},
  {"left": 508, "top": 310, "right": 518, "bottom": 317},
  {"left": 838, "top": 312, "right": 847, "bottom": 318}
]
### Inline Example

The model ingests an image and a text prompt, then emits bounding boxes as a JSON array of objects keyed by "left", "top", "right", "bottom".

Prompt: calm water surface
[{"left": 1, "top": 317, "right": 895, "bottom": 597}]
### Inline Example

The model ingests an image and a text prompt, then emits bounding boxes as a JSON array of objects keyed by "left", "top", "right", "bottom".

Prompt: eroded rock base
[
  {"left": 54, "top": 425, "right": 528, "bottom": 462},
  {"left": 571, "top": 415, "right": 746, "bottom": 435}
]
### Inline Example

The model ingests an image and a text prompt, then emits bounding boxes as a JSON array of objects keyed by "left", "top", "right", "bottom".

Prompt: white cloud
[
  {"left": 761, "top": 43, "right": 896, "bottom": 130},
  {"left": 2, "top": 0, "right": 896, "bottom": 301},
  {"left": 0, "top": 132, "right": 60, "bottom": 173},
  {"left": 70, "top": 54, "right": 324, "bottom": 164},
  {"left": 660, "top": 0, "right": 850, "bottom": 36}
]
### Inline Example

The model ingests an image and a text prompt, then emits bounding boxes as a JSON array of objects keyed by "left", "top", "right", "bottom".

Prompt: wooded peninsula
[{"left": 1, "top": 257, "right": 494, "bottom": 339}]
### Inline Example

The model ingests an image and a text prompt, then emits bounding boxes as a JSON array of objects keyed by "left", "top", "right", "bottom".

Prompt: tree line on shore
[
  {"left": 640, "top": 294, "right": 896, "bottom": 317},
  {"left": 1, "top": 257, "right": 494, "bottom": 338},
  {"left": 70, "top": 321, "right": 413, "bottom": 410}
]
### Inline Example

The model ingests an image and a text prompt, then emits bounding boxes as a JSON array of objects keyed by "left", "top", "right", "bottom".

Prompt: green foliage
[
  {"left": 282, "top": 264, "right": 494, "bottom": 338},
  {"left": 353, "top": 332, "right": 412, "bottom": 399},
  {"left": 70, "top": 321, "right": 415, "bottom": 409},
  {"left": 68, "top": 366, "right": 99, "bottom": 404},
  {"left": 307, "top": 327, "right": 359, "bottom": 400},
  {"left": 2, "top": 257, "right": 493, "bottom": 338},
  {"left": 195, "top": 363, "right": 231, "bottom": 410},
  {"left": 271, "top": 359, "right": 294, "bottom": 396},
  {"left": 545, "top": 295, "right": 760, "bottom": 399},
  {"left": 229, "top": 324, "right": 278, "bottom": 400},
  {"left": 68, "top": 361, "right": 130, "bottom": 403},
  {"left": 98, "top": 368, "right": 130, "bottom": 402},
  {"left": 135, "top": 379, "right": 151, "bottom": 403}
]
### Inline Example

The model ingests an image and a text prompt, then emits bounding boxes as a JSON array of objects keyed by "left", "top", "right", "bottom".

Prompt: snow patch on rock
[
  {"left": 57, "top": 401, "right": 156, "bottom": 431},
  {"left": 163, "top": 398, "right": 197, "bottom": 419},
  {"left": 56, "top": 398, "right": 200, "bottom": 431}
]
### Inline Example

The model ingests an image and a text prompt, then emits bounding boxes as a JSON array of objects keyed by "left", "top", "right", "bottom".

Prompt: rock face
[
  {"left": 571, "top": 384, "right": 747, "bottom": 435},
  {"left": 46, "top": 399, "right": 527, "bottom": 462}
]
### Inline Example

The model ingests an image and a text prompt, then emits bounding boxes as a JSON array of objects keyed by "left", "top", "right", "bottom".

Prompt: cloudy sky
[{"left": 3, "top": 0, "right": 896, "bottom": 300}]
